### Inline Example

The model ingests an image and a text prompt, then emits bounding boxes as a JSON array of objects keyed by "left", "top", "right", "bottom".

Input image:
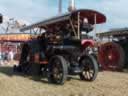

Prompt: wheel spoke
[{"left": 89, "top": 72, "right": 93, "bottom": 79}]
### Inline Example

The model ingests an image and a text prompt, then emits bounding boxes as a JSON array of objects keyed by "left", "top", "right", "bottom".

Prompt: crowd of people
[{"left": 0, "top": 50, "right": 14, "bottom": 65}]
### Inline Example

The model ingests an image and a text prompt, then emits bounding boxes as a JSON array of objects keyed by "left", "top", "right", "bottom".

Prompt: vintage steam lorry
[
  {"left": 97, "top": 28, "right": 128, "bottom": 71},
  {"left": 14, "top": 9, "right": 106, "bottom": 84}
]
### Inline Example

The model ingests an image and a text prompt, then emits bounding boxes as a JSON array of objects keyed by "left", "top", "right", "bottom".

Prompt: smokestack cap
[{"left": 68, "top": 0, "right": 76, "bottom": 12}]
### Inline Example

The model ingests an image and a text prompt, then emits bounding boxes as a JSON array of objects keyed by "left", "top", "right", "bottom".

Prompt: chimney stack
[
  {"left": 68, "top": 0, "right": 76, "bottom": 12},
  {"left": 58, "top": 0, "right": 62, "bottom": 14}
]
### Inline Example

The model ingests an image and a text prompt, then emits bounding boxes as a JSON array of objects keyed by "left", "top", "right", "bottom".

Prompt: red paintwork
[
  {"left": 71, "top": 9, "right": 106, "bottom": 24},
  {"left": 98, "top": 42, "right": 124, "bottom": 71},
  {"left": 81, "top": 39, "right": 95, "bottom": 48}
]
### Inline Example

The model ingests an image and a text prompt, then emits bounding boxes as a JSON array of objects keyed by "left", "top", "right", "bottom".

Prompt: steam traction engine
[
  {"left": 14, "top": 9, "right": 106, "bottom": 84},
  {"left": 97, "top": 28, "right": 128, "bottom": 71}
]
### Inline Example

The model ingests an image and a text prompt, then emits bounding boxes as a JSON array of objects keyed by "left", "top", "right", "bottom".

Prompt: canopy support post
[
  {"left": 94, "top": 14, "right": 97, "bottom": 37},
  {"left": 77, "top": 12, "right": 80, "bottom": 39},
  {"left": 69, "top": 19, "right": 77, "bottom": 36}
]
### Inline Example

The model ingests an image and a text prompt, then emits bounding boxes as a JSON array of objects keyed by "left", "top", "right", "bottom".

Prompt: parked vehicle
[{"left": 14, "top": 9, "right": 106, "bottom": 84}]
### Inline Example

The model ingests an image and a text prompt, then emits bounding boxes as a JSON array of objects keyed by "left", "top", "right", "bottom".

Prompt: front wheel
[
  {"left": 79, "top": 55, "right": 98, "bottom": 81},
  {"left": 47, "top": 55, "right": 68, "bottom": 85}
]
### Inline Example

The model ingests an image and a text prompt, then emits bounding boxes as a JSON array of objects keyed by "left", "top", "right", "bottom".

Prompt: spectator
[
  {"left": 8, "top": 50, "right": 14, "bottom": 61},
  {"left": 0, "top": 51, "right": 4, "bottom": 65}
]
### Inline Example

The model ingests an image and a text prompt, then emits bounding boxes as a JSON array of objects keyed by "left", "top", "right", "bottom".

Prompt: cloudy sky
[{"left": 0, "top": 0, "right": 127, "bottom": 31}]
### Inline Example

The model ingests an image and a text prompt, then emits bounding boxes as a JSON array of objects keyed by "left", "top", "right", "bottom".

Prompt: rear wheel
[
  {"left": 98, "top": 42, "right": 125, "bottom": 71},
  {"left": 48, "top": 55, "right": 68, "bottom": 85},
  {"left": 79, "top": 55, "right": 98, "bottom": 81}
]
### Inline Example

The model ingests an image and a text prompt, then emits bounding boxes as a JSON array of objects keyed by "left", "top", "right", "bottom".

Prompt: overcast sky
[{"left": 0, "top": 0, "right": 127, "bottom": 32}]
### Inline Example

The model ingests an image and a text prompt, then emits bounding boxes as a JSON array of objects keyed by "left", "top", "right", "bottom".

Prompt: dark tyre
[
  {"left": 79, "top": 55, "right": 98, "bottom": 81},
  {"left": 90, "top": 53, "right": 102, "bottom": 71},
  {"left": 48, "top": 55, "right": 68, "bottom": 85}
]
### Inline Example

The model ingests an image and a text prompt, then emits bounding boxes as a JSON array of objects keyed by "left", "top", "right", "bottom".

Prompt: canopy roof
[
  {"left": 96, "top": 28, "right": 128, "bottom": 38},
  {"left": 0, "top": 33, "right": 35, "bottom": 42},
  {"left": 20, "top": 9, "right": 106, "bottom": 32}
]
